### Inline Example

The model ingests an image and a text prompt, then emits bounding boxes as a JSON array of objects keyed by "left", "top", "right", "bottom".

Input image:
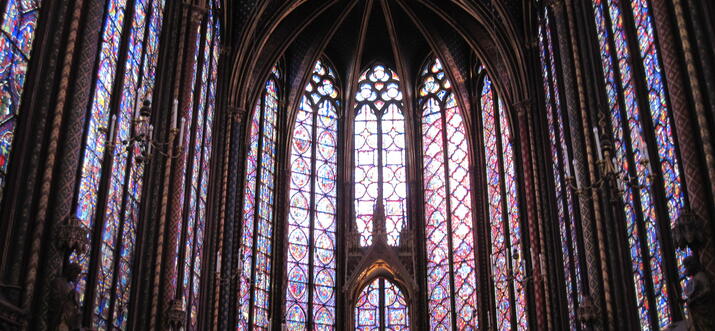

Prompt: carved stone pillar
[
  {"left": 218, "top": 105, "right": 244, "bottom": 330},
  {"left": 650, "top": 0, "right": 715, "bottom": 282},
  {"left": 515, "top": 100, "right": 546, "bottom": 329},
  {"left": 0, "top": 0, "right": 101, "bottom": 329},
  {"left": 161, "top": 4, "right": 205, "bottom": 329},
  {"left": 549, "top": 0, "right": 605, "bottom": 329}
]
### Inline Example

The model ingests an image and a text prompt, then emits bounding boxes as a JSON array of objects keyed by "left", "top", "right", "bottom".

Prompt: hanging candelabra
[
  {"left": 564, "top": 114, "right": 654, "bottom": 197},
  {"left": 104, "top": 98, "right": 187, "bottom": 163}
]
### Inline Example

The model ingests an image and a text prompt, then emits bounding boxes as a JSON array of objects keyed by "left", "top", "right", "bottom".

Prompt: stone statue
[
  {"left": 683, "top": 256, "right": 714, "bottom": 331},
  {"left": 49, "top": 263, "right": 82, "bottom": 331}
]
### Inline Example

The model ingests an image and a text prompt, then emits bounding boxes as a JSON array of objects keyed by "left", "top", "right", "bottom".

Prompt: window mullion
[
  {"left": 599, "top": 1, "right": 660, "bottom": 328},
  {"left": 492, "top": 94, "right": 519, "bottom": 330},
  {"left": 618, "top": 1, "right": 684, "bottom": 322},
  {"left": 248, "top": 89, "right": 267, "bottom": 328},
  {"left": 435, "top": 96, "right": 458, "bottom": 331},
  {"left": 306, "top": 94, "right": 319, "bottom": 330},
  {"left": 81, "top": 0, "right": 139, "bottom": 325}
]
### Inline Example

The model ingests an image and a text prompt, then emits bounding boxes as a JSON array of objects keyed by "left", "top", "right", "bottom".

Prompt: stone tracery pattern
[
  {"left": 353, "top": 64, "right": 407, "bottom": 247},
  {"left": 238, "top": 65, "right": 280, "bottom": 330},
  {"left": 284, "top": 60, "right": 339, "bottom": 330},
  {"left": 592, "top": 0, "right": 687, "bottom": 328},
  {"left": 354, "top": 277, "right": 409, "bottom": 330},
  {"left": 481, "top": 75, "right": 527, "bottom": 331},
  {"left": 71, "top": 0, "right": 166, "bottom": 328},
  {"left": 418, "top": 57, "right": 478, "bottom": 330},
  {"left": 538, "top": 11, "right": 583, "bottom": 330}
]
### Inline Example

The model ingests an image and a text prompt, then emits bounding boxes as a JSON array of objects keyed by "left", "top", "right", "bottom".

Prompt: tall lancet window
[
  {"left": 72, "top": 0, "right": 166, "bottom": 328},
  {"left": 0, "top": 0, "right": 43, "bottom": 199},
  {"left": 418, "top": 57, "right": 478, "bottom": 329},
  {"left": 481, "top": 75, "right": 527, "bottom": 330},
  {"left": 238, "top": 65, "right": 281, "bottom": 330},
  {"left": 592, "top": 0, "right": 685, "bottom": 328},
  {"left": 353, "top": 64, "right": 407, "bottom": 247},
  {"left": 284, "top": 60, "right": 339, "bottom": 330},
  {"left": 538, "top": 10, "right": 583, "bottom": 330},
  {"left": 354, "top": 277, "right": 409, "bottom": 330},
  {"left": 179, "top": 5, "right": 220, "bottom": 329}
]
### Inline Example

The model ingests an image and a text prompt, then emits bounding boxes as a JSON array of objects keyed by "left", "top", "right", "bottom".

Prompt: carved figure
[
  {"left": 683, "top": 256, "right": 714, "bottom": 331},
  {"left": 49, "top": 263, "right": 82, "bottom": 331}
]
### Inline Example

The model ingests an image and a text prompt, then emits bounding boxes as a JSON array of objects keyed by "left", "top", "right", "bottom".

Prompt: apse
[{"left": 1, "top": 0, "right": 713, "bottom": 330}]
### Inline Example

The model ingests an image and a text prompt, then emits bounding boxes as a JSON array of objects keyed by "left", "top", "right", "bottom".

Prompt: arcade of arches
[{"left": 0, "top": 0, "right": 713, "bottom": 330}]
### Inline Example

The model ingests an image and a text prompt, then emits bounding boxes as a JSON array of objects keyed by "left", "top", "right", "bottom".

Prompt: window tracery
[
  {"left": 180, "top": 7, "right": 219, "bottom": 329},
  {"left": 354, "top": 277, "right": 409, "bottom": 331},
  {"left": 353, "top": 64, "right": 407, "bottom": 247},
  {"left": 538, "top": 9, "right": 583, "bottom": 330},
  {"left": 238, "top": 65, "right": 281, "bottom": 330},
  {"left": 591, "top": 0, "right": 686, "bottom": 328},
  {"left": 418, "top": 57, "right": 478, "bottom": 330},
  {"left": 284, "top": 59, "right": 339, "bottom": 330},
  {"left": 481, "top": 74, "right": 527, "bottom": 330},
  {"left": 72, "top": 0, "right": 166, "bottom": 328}
]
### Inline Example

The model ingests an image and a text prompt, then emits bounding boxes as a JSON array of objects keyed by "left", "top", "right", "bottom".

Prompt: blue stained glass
[
  {"left": 73, "top": 0, "right": 129, "bottom": 305},
  {"left": 592, "top": 0, "right": 687, "bottom": 328},
  {"left": 0, "top": 0, "right": 41, "bottom": 199},
  {"left": 95, "top": 0, "right": 150, "bottom": 325},
  {"left": 71, "top": 0, "right": 166, "bottom": 328},
  {"left": 285, "top": 60, "right": 338, "bottom": 330},
  {"left": 354, "top": 278, "right": 409, "bottom": 331},
  {"left": 628, "top": 0, "right": 687, "bottom": 293},
  {"left": 182, "top": 10, "right": 218, "bottom": 329},
  {"left": 238, "top": 66, "right": 281, "bottom": 330}
]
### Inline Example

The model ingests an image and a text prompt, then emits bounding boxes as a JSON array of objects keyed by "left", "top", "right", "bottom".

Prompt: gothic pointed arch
[
  {"left": 353, "top": 63, "right": 408, "bottom": 248},
  {"left": 284, "top": 58, "right": 340, "bottom": 330},
  {"left": 237, "top": 62, "right": 283, "bottom": 330},
  {"left": 417, "top": 56, "right": 479, "bottom": 330}
]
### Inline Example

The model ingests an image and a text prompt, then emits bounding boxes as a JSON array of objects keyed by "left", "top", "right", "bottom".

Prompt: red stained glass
[
  {"left": 285, "top": 60, "right": 338, "bottom": 330},
  {"left": 239, "top": 66, "right": 280, "bottom": 330},
  {"left": 419, "top": 57, "right": 478, "bottom": 329},
  {"left": 354, "top": 278, "right": 409, "bottom": 331},
  {"left": 481, "top": 74, "right": 527, "bottom": 330}
]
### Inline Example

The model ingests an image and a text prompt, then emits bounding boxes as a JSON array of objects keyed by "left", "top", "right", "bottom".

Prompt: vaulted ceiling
[{"left": 217, "top": 0, "right": 536, "bottom": 118}]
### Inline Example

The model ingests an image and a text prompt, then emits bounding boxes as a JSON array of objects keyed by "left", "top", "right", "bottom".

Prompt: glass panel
[
  {"left": 0, "top": 0, "right": 41, "bottom": 198},
  {"left": 538, "top": 14, "right": 582, "bottom": 329},
  {"left": 285, "top": 60, "right": 338, "bottom": 330},
  {"left": 354, "top": 278, "right": 409, "bottom": 331},
  {"left": 353, "top": 64, "right": 407, "bottom": 247},
  {"left": 419, "top": 57, "right": 478, "bottom": 330},
  {"left": 238, "top": 66, "right": 281, "bottom": 330}
]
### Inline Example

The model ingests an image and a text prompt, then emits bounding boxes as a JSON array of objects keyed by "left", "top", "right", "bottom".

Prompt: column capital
[
  {"left": 228, "top": 106, "right": 247, "bottom": 124},
  {"left": 546, "top": 0, "right": 564, "bottom": 12},
  {"left": 513, "top": 99, "right": 532, "bottom": 115}
]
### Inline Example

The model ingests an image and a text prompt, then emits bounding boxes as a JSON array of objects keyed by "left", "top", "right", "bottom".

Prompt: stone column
[{"left": 549, "top": 0, "right": 605, "bottom": 328}]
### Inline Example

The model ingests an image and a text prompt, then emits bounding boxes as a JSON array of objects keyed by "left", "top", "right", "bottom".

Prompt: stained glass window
[
  {"left": 538, "top": 10, "right": 583, "bottom": 330},
  {"left": 354, "top": 277, "right": 409, "bottom": 330},
  {"left": 284, "top": 60, "right": 339, "bottom": 330},
  {"left": 0, "top": 0, "right": 42, "bottom": 199},
  {"left": 179, "top": 7, "right": 219, "bottom": 329},
  {"left": 481, "top": 74, "right": 527, "bottom": 330},
  {"left": 353, "top": 64, "right": 407, "bottom": 247},
  {"left": 72, "top": 0, "right": 166, "bottom": 328},
  {"left": 418, "top": 57, "right": 478, "bottom": 329},
  {"left": 592, "top": 0, "right": 685, "bottom": 328},
  {"left": 238, "top": 65, "right": 281, "bottom": 330}
]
